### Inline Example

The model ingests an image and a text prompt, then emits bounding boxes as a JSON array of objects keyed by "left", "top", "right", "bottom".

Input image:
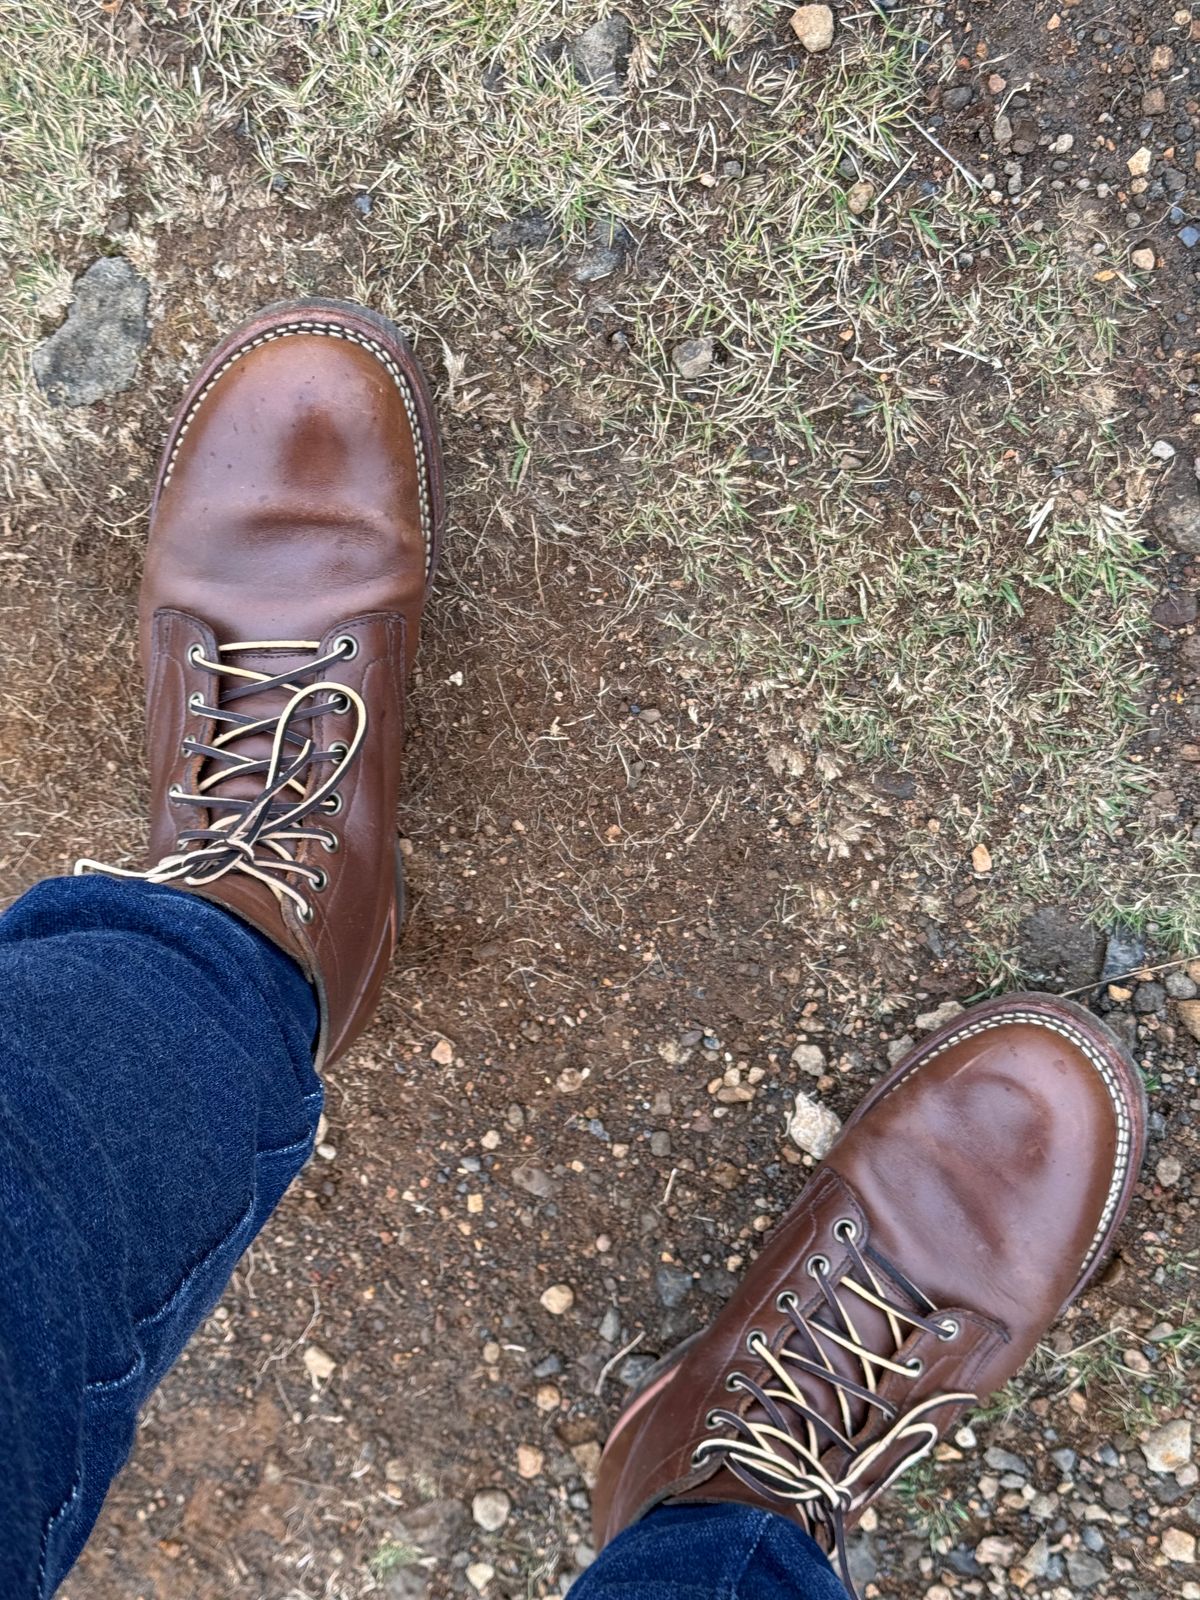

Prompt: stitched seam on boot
[{"left": 159, "top": 320, "right": 435, "bottom": 577}]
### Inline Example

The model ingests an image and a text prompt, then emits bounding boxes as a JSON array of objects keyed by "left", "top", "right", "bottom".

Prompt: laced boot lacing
[
  {"left": 77, "top": 637, "right": 367, "bottom": 922},
  {"left": 692, "top": 1217, "right": 975, "bottom": 1598}
]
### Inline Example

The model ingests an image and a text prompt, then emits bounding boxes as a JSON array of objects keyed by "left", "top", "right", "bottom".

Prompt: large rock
[
  {"left": 789, "top": 4, "right": 835, "bottom": 51},
  {"left": 1143, "top": 1417, "right": 1192, "bottom": 1473},
  {"left": 787, "top": 1089, "right": 841, "bottom": 1157},
  {"left": 1015, "top": 905, "right": 1104, "bottom": 990},
  {"left": 1155, "top": 456, "right": 1200, "bottom": 554},
  {"left": 33, "top": 257, "right": 150, "bottom": 407},
  {"left": 570, "top": 14, "right": 633, "bottom": 92}
]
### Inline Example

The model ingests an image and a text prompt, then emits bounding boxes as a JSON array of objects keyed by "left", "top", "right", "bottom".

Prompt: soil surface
[{"left": 3, "top": 2, "right": 1196, "bottom": 1598}]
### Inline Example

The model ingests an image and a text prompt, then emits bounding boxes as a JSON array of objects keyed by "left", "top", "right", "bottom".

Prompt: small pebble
[
  {"left": 540, "top": 1284, "right": 575, "bottom": 1316},
  {"left": 471, "top": 1489, "right": 511, "bottom": 1532}
]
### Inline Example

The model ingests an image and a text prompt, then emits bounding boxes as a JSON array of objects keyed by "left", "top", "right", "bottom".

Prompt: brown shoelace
[
  {"left": 691, "top": 1218, "right": 975, "bottom": 1597},
  {"left": 77, "top": 638, "right": 366, "bottom": 921}
]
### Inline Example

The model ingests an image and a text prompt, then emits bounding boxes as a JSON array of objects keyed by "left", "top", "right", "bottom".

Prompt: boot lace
[
  {"left": 691, "top": 1218, "right": 975, "bottom": 1598},
  {"left": 76, "top": 637, "right": 366, "bottom": 921}
]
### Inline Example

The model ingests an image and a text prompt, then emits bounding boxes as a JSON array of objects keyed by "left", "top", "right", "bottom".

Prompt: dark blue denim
[
  {"left": 0, "top": 877, "right": 849, "bottom": 1600},
  {"left": 0, "top": 875, "right": 321, "bottom": 1599},
  {"left": 571, "top": 1503, "right": 849, "bottom": 1600}
]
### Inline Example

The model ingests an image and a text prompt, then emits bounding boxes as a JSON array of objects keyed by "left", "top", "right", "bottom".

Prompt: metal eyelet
[
  {"left": 329, "top": 741, "right": 349, "bottom": 760},
  {"left": 188, "top": 692, "right": 203, "bottom": 710},
  {"left": 187, "top": 643, "right": 205, "bottom": 667},
  {"left": 326, "top": 691, "right": 350, "bottom": 714},
  {"left": 724, "top": 1371, "right": 744, "bottom": 1392},
  {"left": 806, "top": 1254, "right": 830, "bottom": 1279},
  {"left": 906, "top": 1356, "right": 924, "bottom": 1377},
  {"left": 322, "top": 793, "right": 344, "bottom": 815},
  {"left": 690, "top": 1447, "right": 706, "bottom": 1468},
  {"left": 776, "top": 1290, "right": 799, "bottom": 1313},
  {"left": 298, "top": 903, "right": 315, "bottom": 924},
  {"left": 179, "top": 745, "right": 189, "bottom": 760},
  {"left": 311, "top": 869, "right": 328, "bottom": 893},
  {"left": 322, "top": 833, "right": 340, "bottom": 854},
  {"left": 334, "top": 634, "right": 359, "bottom": 660},
  {"left": 168, "top": 784, "right": 184, "bottom": 803},
  {"left": 704, "top": 1410, "right": 721, "bottom": 1429},
  {"left": 833, "top": 1217, "right": 859, "bottom": 1244},
  {"left": 745, "top": 1328, "right": 766, "bottom": 1354},
  {"left": 937, "top": 1317, "right": 961, "bottom": 1342}
]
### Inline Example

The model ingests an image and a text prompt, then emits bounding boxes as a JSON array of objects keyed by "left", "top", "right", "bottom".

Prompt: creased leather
[
  {"left": 593, "top": 999, "right": 1146, "bottom": 1558},
  {"left": 135, "top": 303, "right": 441, "bottom": 1066}
]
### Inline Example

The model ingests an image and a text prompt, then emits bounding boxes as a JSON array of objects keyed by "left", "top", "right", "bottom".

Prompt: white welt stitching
[
  {"left": 160, "top": 320, "right": 435, "bottom": 577},
  {"left": 879, "top": 1010, "right": 1134, "bottom": 1276}
]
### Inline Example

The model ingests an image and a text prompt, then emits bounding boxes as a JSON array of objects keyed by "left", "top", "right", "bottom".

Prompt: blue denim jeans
[
  {"left": 573, "top": 1503, "right": 849, "bottom": 1600},
  {"left": 0, "top": 876, "right": 848, "bottom": 1600}
]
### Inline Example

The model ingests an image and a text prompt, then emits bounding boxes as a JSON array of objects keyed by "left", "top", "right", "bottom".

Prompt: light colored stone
[
  {"left": 915, "top": 999, "right": 964, "bottom": 1031},
  {"left": 302, "top": 1344, "right": 336, "bottom": 1383},
  {"left": 516, "top": 1444, "right": 544, "bottom": 1479},
  {"left": 672, "top": 337, "right": 714, "bottom": 379},
  {"left": 430, "top": 1037, "right": 455, "bottom": 1065},
  {"left": 1158, "top": 1154, "right": 1183, "bottom": 1186},
  {"left": 847, "top": 180, "right": 875, "bottom": 215},
  {"left": 1013, "top": 1535, "right": 1051, "bottom": 1583},
  {"left": 1176, "top": 999, "right": 1200, "bottom": 1041},
  {"left": 572, "top": 1440, "right": 603, "bottom": 1487},
  {"left": 787, "top": 1089, "right": 841, "bottom": 1157},
  {"left": 540, "top": 1283, "right": 575, "bottom": 1316},
  {"left": 971, "top": 842, "right": 993, "bottom": 874},
  {"left": 1144, "top": 1418, "right": 1192, "bottom": 1473},
  {"left": 790, "top": 1043, "right": 826, "bottom": 1076},
  {"left": 467, "top": 1562, "right": 495, "bottom": 1591},
  {"left": 1164, "top": 1528, "right": 1197, "bottom": 1565},
  {"left": 1132, "top": 246, "right": 1157, "bottom": 271},
  {"left": 471, "top": 1489, "right": 512, "bottom": 1532},
  {"left": 976, "top": 1535, "right": 1017, "bottom": 1566},
  {"left": 1127, "top": 147, "right": 1153, "bottom": 177},
  {"left": 789, "top": 4, "right": 834, "bottom": 51}
]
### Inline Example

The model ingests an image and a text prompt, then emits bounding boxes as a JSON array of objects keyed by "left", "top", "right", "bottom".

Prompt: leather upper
[
  {"left": 592, "top": 996, "right": 1146, "bottom": 1560},
  {"left": 134, "top": 302, "right": 443, "bottom": 1064}
]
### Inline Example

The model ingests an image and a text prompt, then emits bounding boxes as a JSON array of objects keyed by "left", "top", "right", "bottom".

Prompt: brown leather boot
[
  {"left": 77, "top": 299, "right": 444, "bottom": 1066},
  {"left": 593, "top": 994, "right": 1146, "bottom": 1592}
]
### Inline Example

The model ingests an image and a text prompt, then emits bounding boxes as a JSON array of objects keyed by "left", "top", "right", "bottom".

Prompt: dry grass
[{"left": 0, "top": 0, "right": 1194, "bottom": 963}]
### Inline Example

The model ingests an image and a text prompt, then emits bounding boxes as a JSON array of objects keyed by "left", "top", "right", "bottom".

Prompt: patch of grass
[
  {"left": 369, "top": 1538, "right": 423, "bottom": 1579},
  {"left": 970, "top": 1377, "right": 1029, "bottom": 1430},
  {"left": 1046, "top": 1327, "right": 1190, "bottom": 1435},
  {"left": 892, "top": 1456, "right": 970, "bottom": 1547},
  {"left": 0, "top": 0, "right": 1194, "bottom": 963}
]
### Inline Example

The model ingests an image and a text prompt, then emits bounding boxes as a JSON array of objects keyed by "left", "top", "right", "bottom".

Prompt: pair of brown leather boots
[{"left": 78, "top": 300, "right": 1147, "bottom": 1594}]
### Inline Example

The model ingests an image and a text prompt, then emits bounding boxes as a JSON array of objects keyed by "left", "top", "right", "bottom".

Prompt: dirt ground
[{"left": 2, "top": 1, "right": 1199, "bottom": 1597}]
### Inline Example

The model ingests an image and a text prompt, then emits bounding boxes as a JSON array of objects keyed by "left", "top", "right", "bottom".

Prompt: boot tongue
[{"left": 198, "top": 646, "right": 326, "bottom": 815}]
